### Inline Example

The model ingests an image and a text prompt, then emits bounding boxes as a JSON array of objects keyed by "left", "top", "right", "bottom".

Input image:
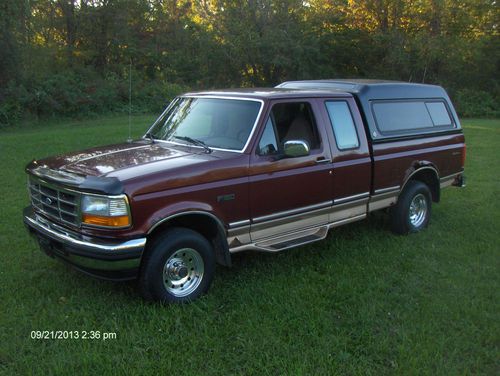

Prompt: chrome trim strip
[
  {"left": 252, "top": 201, "right": 333, "bottom": 224},
  {"left": 144, "top": 95, "right": 265, "bottom": 154},
  {"left": 250, "top": 206, "right": 330, "bottom": 242},
  {"left": 373, "top": 185, "right": 400, "bottom": 195},
  {"left": 229, "top": 219, "right": 251, "bottom": 229},
  {"left": 229, "top": 213, "right": 367, "bottom": 254},
  {"left": 400, "top": 166, "right": 439, "bottom": 193},
  {"left": 250, "top": 199, "right": 368, "bottom": 243},
  {"left": 25, "top": 213, "right": 146, "bottom": 253},
  {"left": 327, "top": 213, "right": 367, "bottom": 229},
  {"left": 148, "top": 210, "right": 226, "bottom": 235},
  {"left": 439, "top": 173, "right": 459, "bottom": 182},
  {"left": 334, "top": 192, "right": 370, "bottom": 205}
]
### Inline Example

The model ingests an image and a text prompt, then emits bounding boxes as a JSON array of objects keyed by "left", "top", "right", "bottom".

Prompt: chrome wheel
[
  {"left": 409, "top": 193, "right": 428, "bottom": 227},
  {"left": 163, "top": 248, "right": 204, "bottom": 298}
]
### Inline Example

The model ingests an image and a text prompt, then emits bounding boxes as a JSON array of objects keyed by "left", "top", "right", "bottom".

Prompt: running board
[
  {"left": 254, "top": 226, "right": 328, "bottom": 252},
  {"left": 229, "top": 214, "right": 367, "bottom": 254}
]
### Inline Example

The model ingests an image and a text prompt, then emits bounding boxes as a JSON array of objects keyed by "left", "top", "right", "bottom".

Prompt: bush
[
  {"left": 0, "top": 70, "right": 187, "bottom": 127},
  {"left": 454, "top": 89, "right": 500, "bottom": 118}
]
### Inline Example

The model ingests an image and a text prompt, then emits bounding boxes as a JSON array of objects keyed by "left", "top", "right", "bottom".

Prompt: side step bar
[
  {"left": 255, "top": 226, "right": 329, "bottom": 252},
  {"left": 229, "top": 214, "right": 367, "bottom": 254}
]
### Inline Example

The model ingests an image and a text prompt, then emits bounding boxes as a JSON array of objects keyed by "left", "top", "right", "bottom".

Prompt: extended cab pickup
[{"left": 23, "top": 79, "right": 466, "bottom": 302}]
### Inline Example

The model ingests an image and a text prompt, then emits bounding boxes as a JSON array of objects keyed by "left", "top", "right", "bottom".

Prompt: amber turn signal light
[{"left": 82, "top": 214, "right": 130, "bottom": 227}]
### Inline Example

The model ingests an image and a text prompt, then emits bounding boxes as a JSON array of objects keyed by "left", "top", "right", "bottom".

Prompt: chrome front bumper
[{"left": 23, "top": 207, "right": 146, "bottom": 280}]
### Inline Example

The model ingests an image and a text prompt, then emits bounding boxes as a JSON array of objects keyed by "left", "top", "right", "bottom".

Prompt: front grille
[{"left": 28, "top": 177, "right": 81, "bottom": 227}]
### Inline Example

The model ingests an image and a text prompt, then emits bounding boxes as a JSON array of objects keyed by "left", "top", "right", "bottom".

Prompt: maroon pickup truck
[{"left": 23, "top": 79, "right": 466, "bottom": 302}]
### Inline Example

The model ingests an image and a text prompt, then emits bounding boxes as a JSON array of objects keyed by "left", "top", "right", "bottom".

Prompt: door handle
[{"left": 316, "top": 158, "right": 331, "bottom": 165}]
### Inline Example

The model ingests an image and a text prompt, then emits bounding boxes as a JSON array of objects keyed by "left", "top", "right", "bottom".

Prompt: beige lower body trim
[
  {"left": 227, "top": 186, "right": 407, "bottom": 254},
  {"left": 227, "top": 224, "right": 251, "bottom": 248},
  {"left": 440, "top": 173, "right": 459, "bottom": 188},
  {"left": 330, "top": 197, "right": 369, "bottom": 222},
  {"left": 250, "top": 206, "right": 330, "bottom": 242},
  {"left": 368, "top": 190, "right": 399, "bottom": 212},
  {"left": 228, "top": 198, "right": 370, "bottom": 254}
]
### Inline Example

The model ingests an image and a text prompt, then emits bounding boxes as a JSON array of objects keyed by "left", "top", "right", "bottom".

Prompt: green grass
[{"left": 0, "top": 116, "right": 498, "bottom": 375}]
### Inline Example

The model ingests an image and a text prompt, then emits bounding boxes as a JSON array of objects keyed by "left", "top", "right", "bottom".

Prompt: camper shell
[{"left": 276, "top": 79, "right": 461, "bottom": 142}]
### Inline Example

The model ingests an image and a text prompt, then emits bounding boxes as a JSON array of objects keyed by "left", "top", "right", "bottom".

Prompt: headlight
[{"left": 81, "top": 194, "right": 131, "bottom": 228}]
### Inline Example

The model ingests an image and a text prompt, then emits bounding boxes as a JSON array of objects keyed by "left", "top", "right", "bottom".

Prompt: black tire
[
  {"left": 139, "top": 227, "right": 215, "bottom": 303},
  {"left": 390, "top": 180, "right": 432, "bottom": 235}
]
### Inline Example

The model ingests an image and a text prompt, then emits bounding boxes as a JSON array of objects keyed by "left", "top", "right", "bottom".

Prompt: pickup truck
[{"left": 23, "top": 79, "right": 466, "bottom": 303}]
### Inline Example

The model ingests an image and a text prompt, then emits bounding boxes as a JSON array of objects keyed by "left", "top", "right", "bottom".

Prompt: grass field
[{"left": 0, "top": 116, "right": 498, "bottom": 375}]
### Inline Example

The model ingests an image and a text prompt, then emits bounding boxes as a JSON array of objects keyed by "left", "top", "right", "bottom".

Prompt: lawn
[{"left": 0, "top": 116, "right": 498, "bottom": 375}]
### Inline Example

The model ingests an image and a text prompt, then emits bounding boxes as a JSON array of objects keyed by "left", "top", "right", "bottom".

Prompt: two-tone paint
[{"left": 24, "top": 87, "right": 466, "bottom": 280}]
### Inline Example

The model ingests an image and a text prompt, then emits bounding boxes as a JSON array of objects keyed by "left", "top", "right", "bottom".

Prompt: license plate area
[{"left": 36, "top": 233, "right": 67, "bottom": 258}]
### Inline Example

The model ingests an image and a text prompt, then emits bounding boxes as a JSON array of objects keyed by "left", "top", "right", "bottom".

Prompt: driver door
[{"left": 248, "top": 99, "right": 333, "bottom": 241}]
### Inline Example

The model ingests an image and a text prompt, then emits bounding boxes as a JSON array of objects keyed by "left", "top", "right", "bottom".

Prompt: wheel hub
[
  {"left": 163, "top": 248, "right": 204, "bottom": 298},
  {"left": 166, "top": 260, "right": 189, "bottom": 280},
  {"left": 409, "top": 193, "right": 428, "bottom": 227}
]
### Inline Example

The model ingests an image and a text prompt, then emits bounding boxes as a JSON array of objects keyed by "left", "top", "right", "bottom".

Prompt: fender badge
[{"left": 217, "top": 194, "right": 235, "bottom": 203}]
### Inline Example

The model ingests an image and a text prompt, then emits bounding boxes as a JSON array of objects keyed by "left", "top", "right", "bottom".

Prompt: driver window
[{"left": 258, "top": 102, "right": 320, "bottom": 155}]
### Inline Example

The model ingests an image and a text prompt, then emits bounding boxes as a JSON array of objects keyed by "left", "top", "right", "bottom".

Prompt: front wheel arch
[{"left": 146, "top": 211, "right": 231, "bottom": 267}]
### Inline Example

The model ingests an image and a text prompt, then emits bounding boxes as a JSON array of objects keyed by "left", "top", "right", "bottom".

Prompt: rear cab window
[{"left": 325, "top": 101, "right": 360, "bottom": 150}]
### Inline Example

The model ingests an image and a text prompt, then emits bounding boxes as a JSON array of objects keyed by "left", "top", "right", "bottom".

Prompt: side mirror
[{"left": 283, "top": 140, "right": 310, "bottom": 158}]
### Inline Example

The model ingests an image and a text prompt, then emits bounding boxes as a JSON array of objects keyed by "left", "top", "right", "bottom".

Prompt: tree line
[{"left": 0, "top": 0, "right": 498, "bottom": 125}]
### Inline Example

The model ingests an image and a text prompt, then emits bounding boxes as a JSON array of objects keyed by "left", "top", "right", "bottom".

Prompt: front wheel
[
  {"left": 139, "top": 227, "right": 215, "bottom": 303},
  {"left": 390, "top": 181, "right": 432, "bottom": 235}
]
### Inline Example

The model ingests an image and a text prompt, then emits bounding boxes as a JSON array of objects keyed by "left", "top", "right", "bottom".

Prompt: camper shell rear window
[{"left": 371, "top": 100, "right": 455, "bottom": 135}]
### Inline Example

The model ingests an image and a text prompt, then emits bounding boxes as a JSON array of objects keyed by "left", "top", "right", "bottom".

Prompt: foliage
[
  {"left": 454, "top": 89, "right": 500, "bottom": 118},
  {"left": 0, "top": 68, "right": 186, "bottom": 124},
  {"left": 0, "top": 0, "right": 498, "bottom": 125}
]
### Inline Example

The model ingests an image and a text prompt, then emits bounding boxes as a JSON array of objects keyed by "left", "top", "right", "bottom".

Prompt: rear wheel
[
  {"left": 139, "top": 227, "right": 215, "bottom": 303},
  {"left": 390, "top": 181, "right": 432, "bottom": 235}
]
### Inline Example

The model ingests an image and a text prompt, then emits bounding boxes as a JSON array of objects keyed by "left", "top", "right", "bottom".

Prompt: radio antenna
[{"left": 127, "top": 59, "right": 132, "bottom": 143}]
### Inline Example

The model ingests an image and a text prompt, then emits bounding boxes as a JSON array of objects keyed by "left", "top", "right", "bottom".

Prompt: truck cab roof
[{"left": 184, "top": 87, "right": 352, "bottom": 100}]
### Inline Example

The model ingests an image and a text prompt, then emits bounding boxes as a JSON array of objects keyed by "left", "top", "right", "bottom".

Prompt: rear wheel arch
[
  {"left": 145, "top": 211, "right": 231, "bottom": 267},
  {"left": 401, "top": 166, "right": 440, "bottom": 203}
]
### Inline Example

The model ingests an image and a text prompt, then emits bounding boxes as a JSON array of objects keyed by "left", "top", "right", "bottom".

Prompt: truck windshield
[{"left": 148, "top": 97, "right": 262, "bottom": 151}]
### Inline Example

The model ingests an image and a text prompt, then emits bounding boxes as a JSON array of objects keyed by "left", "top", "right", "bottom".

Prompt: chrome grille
[{"left": 28, "top": 177, "right": 81, "bottom": 226}]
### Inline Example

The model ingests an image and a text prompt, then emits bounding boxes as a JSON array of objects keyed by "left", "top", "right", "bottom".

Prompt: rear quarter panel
[{"left": 371, "top": 132, "right": 465, "bottom": 191}]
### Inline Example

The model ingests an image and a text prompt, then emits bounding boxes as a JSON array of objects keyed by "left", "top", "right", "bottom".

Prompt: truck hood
[
  {"left": 28, "top": 140, "right": 248, "bottom": 197},
  {"left": 37, "top": 141, "right": 190, "bottom": 177}
]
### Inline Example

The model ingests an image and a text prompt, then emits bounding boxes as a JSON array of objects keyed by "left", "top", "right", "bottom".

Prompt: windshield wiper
[
  {"left": 173, "top": 136, "right": 212, "bottom": 153},
  {"left": 144, "top": 132, "right": 157, "bottom": 144}
]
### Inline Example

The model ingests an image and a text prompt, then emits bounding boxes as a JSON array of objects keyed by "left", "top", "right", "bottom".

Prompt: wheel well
[
  {"left": 405, "top": 168, "right": 440, "bottom": 202},
  {"left": 146, "top": 213, "right": 231, "bottom": 267}
]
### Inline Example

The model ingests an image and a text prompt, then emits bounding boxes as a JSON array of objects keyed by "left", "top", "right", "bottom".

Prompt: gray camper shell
[{"left": 276, "top": 79, "right": 462, "bottom": 142}]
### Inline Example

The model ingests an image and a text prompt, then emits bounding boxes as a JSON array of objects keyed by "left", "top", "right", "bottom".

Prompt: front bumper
[{"left": 23, "top": 206, "right": 146, "bottom": 281}]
